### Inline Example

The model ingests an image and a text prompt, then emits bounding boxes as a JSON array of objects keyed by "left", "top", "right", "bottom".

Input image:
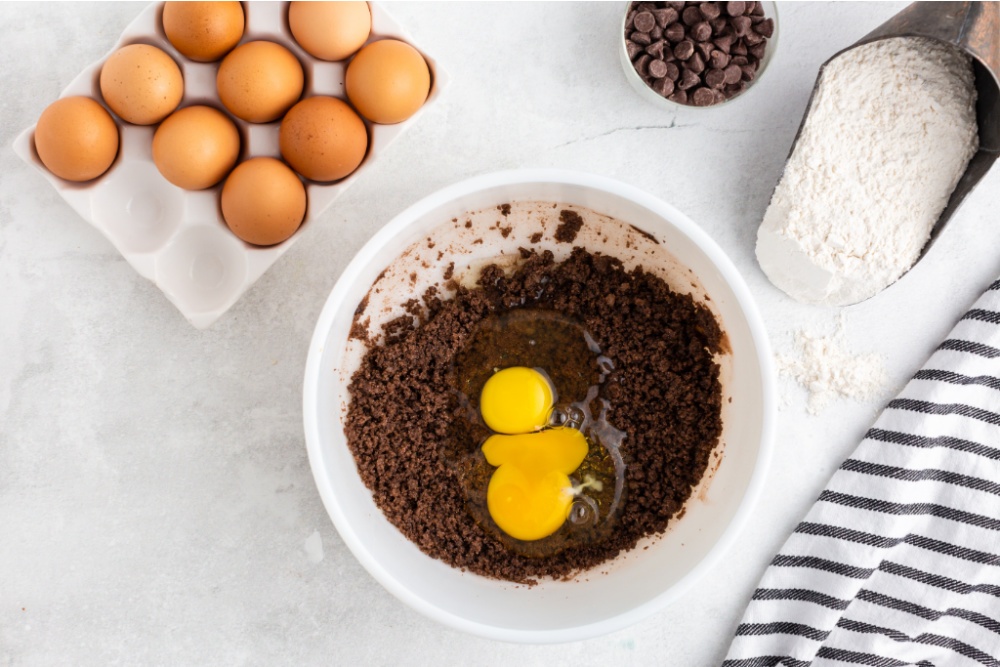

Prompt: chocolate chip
[
  {"left": 709, "top": 49, "right": 730, "bottom": 69},
  {"left": 726, "top": 1, "right": 746, "bottom": 16},
  {"left": 691, "top": 87, "right": 716, "bottom": 106},
  {"left": 626, "top": 10, "right": 636, "bottom": 30},
  {"left": 654, "top": 76, "right": 675, "bottom": 96},
  {"left": 648, "top": 58, "right": 669, "bottom": 79},
  {"left": 634, "top": 11, "right": 656, "bottom": 33},
  {"left": 748, "top": 42, "right": 766, "bottom": 60},
  {"left": 626, "top": 40, "right": 642, "bottom": 60},
  {"left": 634, "top": 54, "right": 652, "bottom": 77},
  {"left": 637, "top": 2, "right": 657, "bottom": 11},
  {"left": 673, "top": 39, "right": 695, "bottom": 60},
  {"left": 645, "top": 39, "right": 667, "bottom": 59},
  {"left": 664, "top": 61, "right": 680, "bottom": 81},
  {"left": 751, "top": 1, "right": 764, "bottom": 15},
  {"left": 691, "top": 20, "right": 712, "bottom": 42},
  {"left": 667, "top": 89, "right": 688, "bottom": 104},
  {"left": 744, "top": 29, "right": 763, "bottom": 46},
  {"left": 681, "top": 5, "right": 702, "bottom": 25},
  {"left": 723, "top": 63, "right": 742, "bottom": 84},
  {"left": 713, "top": 34, "right": 734, "bottom": 53},
  {"left": 730, "top": 54, "right": 748, "bottom": 66},
  {"left": 699, "top": 2, "right": 721, "bottom": 20},
  {"left": 686, "top": 52, "right": 706, "bottom": 74},
  {"left": 631, "top": 30, "right": 652, "bottom": 46},
  {"left": 665, "top": 22, "right": 686, "bottom": 43},
  {"left": 696, "top": 40, "right": 714, "bottom": 60},
  {"left": 744, "top": 1, "right": 757, "bottom": 14},
  {"left": 667, "top": 1, "right": 685, "bottom": 10},
  {"left": 731, "top": 15, "right": 751, "bottom": 36},
  {"left": 705, "top": 67, "right": 726, "bottom": 88},
  {"left": 731, "top": 39, "right": 747, "bottom": 55},
  {"left": 756, "top": 18, "right": 774, "bottom": 38},
  {"left": 653, "top": 7, "right": 678, "bottom": 28},
  {"left": 677, "top": 68, "right": 700, "bottom": 90},
  {"left": 725, "top": 81, "right": 747, "bottom": 95},
  {"left": 709, "top": 17, "right": 727, "bottom": 33},
  {"left": 741, "top": 64, "right": 757, "bottom": 81}
]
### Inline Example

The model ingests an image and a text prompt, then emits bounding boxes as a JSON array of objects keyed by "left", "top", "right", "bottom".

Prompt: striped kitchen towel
[{"left": 724, "top": 278, "right": 1000, "bottom": 667}]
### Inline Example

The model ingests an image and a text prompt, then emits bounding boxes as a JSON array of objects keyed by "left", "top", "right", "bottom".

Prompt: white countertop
[{"left": 4, "top": 2, "right": 999, "bottom": 664}]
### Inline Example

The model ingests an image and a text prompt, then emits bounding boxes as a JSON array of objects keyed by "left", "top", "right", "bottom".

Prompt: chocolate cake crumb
[
  {"left": 349, "top": 316, "right": 371, "bottom": 342},
  {"left": 530, "top": 232, "right": 543, "bottom": 244},
  {"left": 498, "top": 203, "right": 512, "bottom": 216},
  {"left": 465, "top": 220, "right": 472, "bottom": 228},
  {"left": 443, "top": 262, "right": 455, "bottom": 281},
  {"left": 500, "top": 226, "right": 512, "bottom": 238},
  {"left": 555, "top": 210, "right": 584, "bottom": 243},
  {"left": 345, "top": 248, "right": 724, "bottom": 583}
]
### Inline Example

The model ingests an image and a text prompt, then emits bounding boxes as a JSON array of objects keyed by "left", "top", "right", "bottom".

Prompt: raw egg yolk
[
  {"left": 482, "top": 428, "right": 589, "bottom": 542},
  {"left": 479, "top": 366, "right": 588, "bottom": 541},
  {"left": 479, "top": 367, "right": 553, "bottom": 434}
]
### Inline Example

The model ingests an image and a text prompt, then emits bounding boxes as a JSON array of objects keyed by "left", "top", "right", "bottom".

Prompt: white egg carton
[{"left": 13, "top": 1, "right": 447, "bottom": 328}]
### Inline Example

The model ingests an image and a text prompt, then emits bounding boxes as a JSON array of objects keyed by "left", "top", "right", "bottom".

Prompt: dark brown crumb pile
[
  {"left": 554, "top": 209, "right": 584, "bottom": 243},
  {"left": 345, "top": 248, "right": 724, "bottom": 583}
]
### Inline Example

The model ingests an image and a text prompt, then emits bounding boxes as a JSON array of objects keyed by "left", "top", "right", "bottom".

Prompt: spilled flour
[{"left": 777, "top": 313, "right": 887, "bottom": 414}]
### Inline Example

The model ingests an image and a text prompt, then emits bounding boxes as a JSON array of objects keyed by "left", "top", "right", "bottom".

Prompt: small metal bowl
[{"left": 619, "top": 1, "right": 779, "bottom": 110}]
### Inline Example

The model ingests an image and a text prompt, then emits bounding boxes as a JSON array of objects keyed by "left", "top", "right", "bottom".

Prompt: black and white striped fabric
[{"left": 724, "top": 279, "right": 1000, "bottom": 666}]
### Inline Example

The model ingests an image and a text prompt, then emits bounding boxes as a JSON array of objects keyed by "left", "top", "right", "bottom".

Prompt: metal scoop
[{"left": 770, "top": 1, "right": 999, "bottom": 301}]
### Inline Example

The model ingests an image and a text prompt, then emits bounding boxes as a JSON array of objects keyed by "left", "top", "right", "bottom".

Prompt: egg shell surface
[
  {"left": 217, "top": 41, "right": 304, "bottom": 123},
  {"left": 288, "top": 1, "right": 371, "bottom": 61},
  {"left": 152, "top": 105, "right": 241, "bottom": 190},
  {"left": 279, "top": 96, "right": 368, "bottom": 183},
  {"left": 162, "top": 1, "right": 245, "bottom": 62},
  {"left": 99, "top": 43, "right": 183, "bottom": 125},
  {"left": 346, "top": 39, "right": 430, "bottom": 124},
  {"left": 34, "top": 96, "right": 119, "bottom": 182},
  {"left": 221, "top": 157, "right": 306, "bottom": 246}
]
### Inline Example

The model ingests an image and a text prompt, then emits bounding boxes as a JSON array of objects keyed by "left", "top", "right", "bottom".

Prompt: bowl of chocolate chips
[
  {"left": 303, "top": 170, "right": 775, "bottom": 642},
  {"left": 622, "top": 1, "right": 777, "bottom": 107}
]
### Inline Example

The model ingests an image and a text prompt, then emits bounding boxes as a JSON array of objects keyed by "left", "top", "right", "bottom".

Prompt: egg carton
[{"left": 13, "top": 1, "right": 447, "bottom": 328}]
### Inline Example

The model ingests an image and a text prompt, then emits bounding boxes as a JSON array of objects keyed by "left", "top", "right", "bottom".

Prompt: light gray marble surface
[{"left": 3, "top": 2, "right": 999, "bottom": 665}]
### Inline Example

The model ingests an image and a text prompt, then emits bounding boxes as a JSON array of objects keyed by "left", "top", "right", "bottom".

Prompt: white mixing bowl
[{"left": 302, "top": 169, "right": 774, "bottom": 643}]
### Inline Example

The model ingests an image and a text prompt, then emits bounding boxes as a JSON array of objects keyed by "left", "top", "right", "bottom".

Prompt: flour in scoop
[{"left": 757, "top": 37, "right": 979, "bottom": 306}]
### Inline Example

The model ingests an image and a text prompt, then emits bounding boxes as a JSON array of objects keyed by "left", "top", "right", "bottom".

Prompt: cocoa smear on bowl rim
[{"left": 343, "top": 205, "right": 726, "bottom": 584}]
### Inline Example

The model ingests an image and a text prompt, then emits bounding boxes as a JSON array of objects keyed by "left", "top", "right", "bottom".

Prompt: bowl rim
[{"left": 302, "top": 168, "right": 776, "bottom": 643}]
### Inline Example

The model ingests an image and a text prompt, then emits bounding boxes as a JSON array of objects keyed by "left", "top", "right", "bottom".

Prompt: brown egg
[
  {"left": 279, "top": 97, "right": 367, "bottom": 182},
  {"left": 346, "top": 39, "right": 430, "bottom": 125},
  {"left": 162, "top": 1, "right": 245, "bottom": 62},
  {"left": 152, "top": 106, "right": 241, "bottom": 190},
  {"left": 288, "top": 1, "right": 370, "bottom": 61},
  {"left": 221, "top": 157, "right": 306, "bottom": 245},
  {"left": 217, "top": 41, "right": 304, "bottom": 123},
  {"left": 34, "top": 96, "right": 119, "bottom": 182},
  {"left": 100, "top": 44, "right": 184, "bottom": 125}
]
